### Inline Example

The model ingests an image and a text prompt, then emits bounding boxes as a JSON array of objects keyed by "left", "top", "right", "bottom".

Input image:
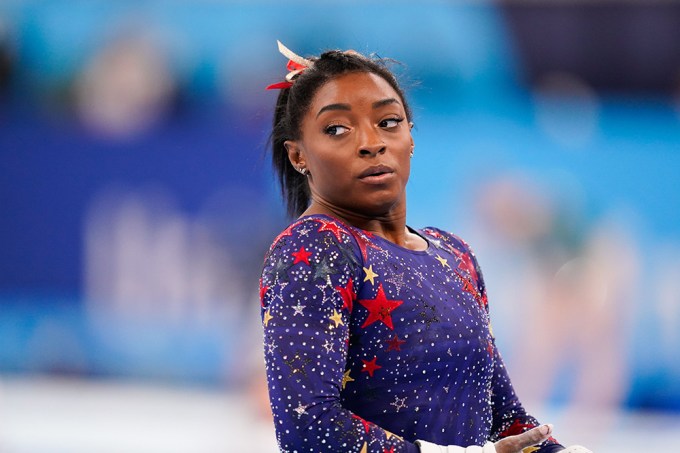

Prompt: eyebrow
[
  {"left": 372, "top": 98, "right": 401, "bottom": 109},
  {"left": 315, "top": 98, "right": 402, "bottom": 118},
  {"left": 316, "top": 103, "right": 351, "bottom": 118}
]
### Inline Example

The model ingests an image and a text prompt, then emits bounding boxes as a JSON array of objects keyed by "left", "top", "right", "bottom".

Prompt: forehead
[{"left": 309, "top": 72, "right": 402, "bottom": 112}]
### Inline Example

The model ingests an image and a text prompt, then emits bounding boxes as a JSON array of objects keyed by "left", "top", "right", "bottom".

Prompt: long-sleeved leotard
[{"left": 260, "top": 214, "right": 564, "bottom": 452}]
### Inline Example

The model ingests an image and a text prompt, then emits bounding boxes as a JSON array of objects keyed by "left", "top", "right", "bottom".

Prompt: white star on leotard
[
  {"left": 292, "top": 302, "right": 306, "bottom": 316},
  {"left": 294, "top": 403, "right": 309, "bottom": 416},
  {"left": 265, "top": 340, "right": 277, "bottom": 355},
  {"left": 322, "top": 339, "right": 335, "bottom": 353},
  {"left": 391, "top": 396, "right": 407, "bottom": 412}
]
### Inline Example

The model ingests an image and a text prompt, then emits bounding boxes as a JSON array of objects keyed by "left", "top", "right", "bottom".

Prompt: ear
[{"left": 284, "top": 140, "right": 305, "bottom": 170}]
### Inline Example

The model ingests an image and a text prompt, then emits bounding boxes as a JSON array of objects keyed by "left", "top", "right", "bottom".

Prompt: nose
[{"left": 357, "top": 125, "right": 385, "bottom": 157}]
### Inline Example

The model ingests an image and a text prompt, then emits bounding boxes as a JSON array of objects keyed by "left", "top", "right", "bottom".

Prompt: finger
[{"left": 494, "top": 424, "right": 553, "bottom": 453}]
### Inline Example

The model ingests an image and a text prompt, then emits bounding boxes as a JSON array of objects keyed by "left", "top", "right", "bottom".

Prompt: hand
[{"left": 494, "top": 424, "right": 553, "bottom": 453}]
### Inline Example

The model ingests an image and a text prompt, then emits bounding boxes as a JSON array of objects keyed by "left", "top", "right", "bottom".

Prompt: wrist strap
[{"left": 415, "top": 440, "right": 496, "bottom": 453}]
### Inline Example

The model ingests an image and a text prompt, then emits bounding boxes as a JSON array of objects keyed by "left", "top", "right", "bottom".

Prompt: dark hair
[{"left": 269, "top": 49, "right": 412, "bottom": 218}]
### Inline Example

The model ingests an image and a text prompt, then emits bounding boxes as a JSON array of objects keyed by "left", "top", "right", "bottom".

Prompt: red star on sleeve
[
  {"left": 487, "top": 339, "right": 494, "bottom": 358},
  {"left": 348, "top": 229, "right": 382, "bottom": 260},
  {"left": 270, "top": 218, "right": 304, "bottom": 245},
  {"left": 358, "top": 284, "right": 403, "bottom": 330},
  {"left": 315, "top": 218, "right": 348, "bottom": 242},
  {"left": 361, "top": 356, "right": 382, "bottom": 377},
  {"left": 352, "top": 414, "right": 373, "bottom": 433},
  {"left": 291, "top": 246, "right": 312, "bottom": 265},
  {"left": 386, "top": 334, "right": 406, "bottom": 352},
  {"left": 259, "top": 279, "right": 269, "bottom": 308},
  {"left": 423, "top": 228, "right": 444, "bottom": 239},
  {"left": 499, "top": 419, "right": 536, "bottom": 437},
  {"left": 448, "top": 246, "right": 480, "bottom": 283},
  {"left": 335, "top": 277, "right": 356, "bottom": 312},
  {"left": 455, "top": 270, "right": 485, "bottom": 309}
]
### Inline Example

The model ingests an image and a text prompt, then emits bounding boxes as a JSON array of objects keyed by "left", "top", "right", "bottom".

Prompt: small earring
[
  {"left": 298, "top": 167, "right": 308, "bottom": 175},
  {"left": 409, "top": 151, "right": 414, "bottom": 158}
]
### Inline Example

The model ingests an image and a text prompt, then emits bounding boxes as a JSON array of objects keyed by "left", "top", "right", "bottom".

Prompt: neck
[{"left": 302, "top": 199, "right": 421, "bottom": 250}]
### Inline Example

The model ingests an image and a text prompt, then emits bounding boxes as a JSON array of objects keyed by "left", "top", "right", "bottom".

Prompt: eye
[
  {"left": 324, "top": 124, "right": 350, "bottom": 136},
  {"left": 379, "top": 117, "right": 404, "bottom": 129}
]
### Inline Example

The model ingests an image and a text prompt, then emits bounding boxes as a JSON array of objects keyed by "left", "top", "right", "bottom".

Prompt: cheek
[
  {"left": 392, "top": 137, "right": 414, "bottom": 162},
  {"left": 308, "top": 150, "right": 352, "bottom": 183}
]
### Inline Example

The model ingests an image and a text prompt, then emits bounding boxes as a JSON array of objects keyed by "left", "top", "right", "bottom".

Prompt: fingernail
[{"left": 539, "top": 424, "right": 553, "bottom": 436}]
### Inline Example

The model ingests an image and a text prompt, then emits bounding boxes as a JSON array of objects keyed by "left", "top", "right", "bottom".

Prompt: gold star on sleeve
[
  {"left": 263, "top": 309, "right": 274, "bottom": 327},
  {"left": 363, "top": 264, "right": 379, "bottom": 285},
  {"left": 522, "top": 447, "right": 540, "bottom": 453},
  {"left": 435, "top": 254, "right": 450, "bottom": 268},
  {"left": 360, "top": 442, "right": 368, "bottom": 453},
  {"left": 329, "top": 309, "right": 344, "bottom": 328},
  {"left": 341, "top": 369, "right": 355, "bottom": 389}
]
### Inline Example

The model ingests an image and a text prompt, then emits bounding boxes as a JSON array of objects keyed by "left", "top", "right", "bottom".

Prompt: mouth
[{"left": 359, "top": 164, "right": 395, "bottom": 180}]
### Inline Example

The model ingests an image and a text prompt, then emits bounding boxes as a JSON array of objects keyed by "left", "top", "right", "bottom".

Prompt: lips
[{"left": 358, "top": 164, "right": 394, "bottom": 179}]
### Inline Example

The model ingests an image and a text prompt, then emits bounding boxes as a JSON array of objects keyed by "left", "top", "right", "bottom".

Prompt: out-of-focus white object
[
  {"left": 75, "top": 32, "right": 175, "bottom": 137},
  {"left": 533, "top": 71, "right": 600, "bottom": 150}
]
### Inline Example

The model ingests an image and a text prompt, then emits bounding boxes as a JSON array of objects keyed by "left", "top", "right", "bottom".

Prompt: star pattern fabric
[{"left": 261, "top": 214, "right": 564, "bottom": 452}]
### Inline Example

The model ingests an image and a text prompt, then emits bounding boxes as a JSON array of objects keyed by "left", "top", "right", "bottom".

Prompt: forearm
[{"left": 489, "top": 347, "right": 564, "bottom": 452}]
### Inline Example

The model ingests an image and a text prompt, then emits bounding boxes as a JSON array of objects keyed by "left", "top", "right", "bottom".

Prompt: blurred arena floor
[
  {"left": 0, "top": 376, "right": 278, "bottom": 453},
  {"left": 0, "top": 376, "right": 677, "bottom": 453}
]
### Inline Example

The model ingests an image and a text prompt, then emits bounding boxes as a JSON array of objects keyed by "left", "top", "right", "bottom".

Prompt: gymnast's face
[{"left": 285, "top": 71, "right": 414, "bottom": 218}]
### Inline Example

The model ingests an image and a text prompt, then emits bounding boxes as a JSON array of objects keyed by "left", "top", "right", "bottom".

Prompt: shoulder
[
  {"left": 420, "top": 226, "right": 474, "bottom": 255},
  {"left": 420, "top": 226, "right": 487, "bottom": 291},
  {"left": 267, "top": 214, "right": 360, "bottom": 252},
  {"left": 260, "top": 215, "right": 364, "bottom": 302},
  {"left": 263, "top": 214, "right": 363, "bottom": 270}
]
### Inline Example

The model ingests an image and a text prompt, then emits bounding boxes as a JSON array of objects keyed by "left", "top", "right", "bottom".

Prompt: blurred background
[{"left": 1, "top": 0, "right": 679, "bottom": 452}]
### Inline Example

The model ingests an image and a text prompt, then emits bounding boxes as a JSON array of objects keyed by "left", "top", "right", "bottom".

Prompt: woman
[{"left": 260, "top": 42, "right": 591, "bottom": 453}]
